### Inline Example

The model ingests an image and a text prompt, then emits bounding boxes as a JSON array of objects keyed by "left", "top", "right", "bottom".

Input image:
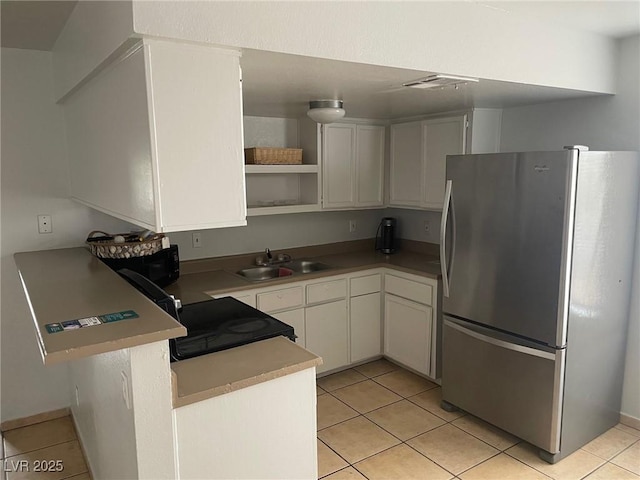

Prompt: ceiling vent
[{"left": 403, "top": 74, "right": 479, "bottom": 89}]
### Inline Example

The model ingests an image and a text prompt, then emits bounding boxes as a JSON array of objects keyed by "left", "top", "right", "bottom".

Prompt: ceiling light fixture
[
  {"left": 307, "top": 100, "right": 345, "bottom": 124},
  {"left": 403, "top": 74, "right": 479, "bottom": 90}
]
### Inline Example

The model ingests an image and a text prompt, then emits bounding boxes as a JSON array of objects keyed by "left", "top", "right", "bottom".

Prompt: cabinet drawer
[
  {"left": 257, "top": 286, "right": 303, "bottom": 313},
  {"left": 306, "top": 279, "right": 347, "bottom": 305},
  {"left": 385, "top": 274, "right": 433, "bottom": 305},
  {"left": 350, "top": 274, "right": 381, "bottom": 297}
]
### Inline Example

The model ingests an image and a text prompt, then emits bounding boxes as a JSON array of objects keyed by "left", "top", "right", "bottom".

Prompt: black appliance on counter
[
  {"left": 100, "top": 244, "right": 180, "bottom": 287},
  {"left": 375, "top": 217, "right": 397, "bottom": 254},
  {"left": 117, "top": 269, "right": 295, "bottom": 362}
]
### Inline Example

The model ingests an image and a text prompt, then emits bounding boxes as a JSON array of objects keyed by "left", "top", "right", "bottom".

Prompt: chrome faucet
[{"left": 255, "top": 248, "right": 291, "bottom": 266}]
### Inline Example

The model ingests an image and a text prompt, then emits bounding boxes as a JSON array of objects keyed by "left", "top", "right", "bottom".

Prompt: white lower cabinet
[
  {"left": 349, "top": 272, "right": 382, "bottom": 363},
  {"left": 271, "top": 308, "right": 306, "bottom": 347},
  {"left": 384, "top": 293, "right": 433, "bottom": 376},
  {"left": 216, "top": 268, "right": 438, "bottom": 378},
  {"left": 350, "top": 293, "right": 382, "bottom": 363},
  {"left": 305, "top": 300, "right": 349, "bottom": 374}
]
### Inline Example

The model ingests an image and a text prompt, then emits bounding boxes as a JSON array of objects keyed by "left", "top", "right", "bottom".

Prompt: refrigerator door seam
[
  {"left": 555, "top": 149, "right": 579, "bottom": 348},
  {"left": 550, "top": 348, "right": 566, "bottom": 454},
  {"left": 445, "top": 319, "right": 556, "bottom": 360}
]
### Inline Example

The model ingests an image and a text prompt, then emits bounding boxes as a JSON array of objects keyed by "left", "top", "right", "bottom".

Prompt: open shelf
[
  {"left": 245, "top": 164, "right": 319, "bottom": 174},
  {"left": 247, "top": 204, "right": 322, "bottom": 216}
]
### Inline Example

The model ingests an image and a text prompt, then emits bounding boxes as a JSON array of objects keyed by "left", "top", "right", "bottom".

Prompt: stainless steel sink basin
[
  {"left": 236, "top": 266, "right": 294, "bottom": 281},
  {"left": 283, "top": 260, "right": 332, "bottom": 273},
  {"left": 235, "top": 260, "right": 332, "bottom": 282}
]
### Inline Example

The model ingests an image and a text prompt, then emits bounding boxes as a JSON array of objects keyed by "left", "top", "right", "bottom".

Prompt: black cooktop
[
  {"left": 116, "top": 269, "right": 295, "bottom": 362},
  {"left": 171, "top": 297, "right": 296, "bottom": 361}
]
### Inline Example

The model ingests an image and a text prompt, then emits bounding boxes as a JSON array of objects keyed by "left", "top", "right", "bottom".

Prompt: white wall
[
  {"left": 131, "top": 1, "right": 616, "bottom": 94},
  {"left": 386, "top": 208, "right": 442, "bottom": 246},
  {"left": 499, "top": 35, "right": 640, "bottom": 421},
  {"left": 52, "top": 0, "right": 134, "bottom": 100},
  {"left": 173, "top": 209, "right": 385, "bottom": 261},
  {"left": 69, "top": 341, "right": 175, "bottom": 479},
  {"left": 0, "top": 48, "right": 135, "bottom": 422}
]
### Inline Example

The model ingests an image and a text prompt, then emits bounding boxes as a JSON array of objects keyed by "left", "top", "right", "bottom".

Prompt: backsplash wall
[{"left": 173, "top": 209, "right": 385, "bottom": 261}]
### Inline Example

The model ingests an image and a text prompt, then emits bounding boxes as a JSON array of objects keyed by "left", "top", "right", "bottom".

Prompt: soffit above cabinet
[{"left": 240, "top": 49, "right": 603, "bottom": 120}]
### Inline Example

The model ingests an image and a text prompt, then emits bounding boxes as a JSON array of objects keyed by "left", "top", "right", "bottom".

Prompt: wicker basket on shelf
[
  {"left": 86, "top": 230, "right": 165, "bottom": 259},
  {"left": 244, "top": 147, "right": 303, "bottom": 165}
]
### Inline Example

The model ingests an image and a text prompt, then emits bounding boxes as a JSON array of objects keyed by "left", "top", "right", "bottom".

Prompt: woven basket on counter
[
  {"left": 244, "top": 147, "right": 303, "bottom": 165},
  {"left": 86, "top": 230, "right": 165, "bottom": 259}
]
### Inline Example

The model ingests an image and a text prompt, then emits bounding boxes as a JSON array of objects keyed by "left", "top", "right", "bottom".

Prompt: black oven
[{"left": 117, "top": 269, "right": 295, "bottom": 361}]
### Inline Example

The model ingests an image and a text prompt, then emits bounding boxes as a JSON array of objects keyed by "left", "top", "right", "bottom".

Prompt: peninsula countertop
[
  {"left": 170, "top": 336, "right": 322, "bottom": 407},
  {"left": 14, "top": 247, "right": 186, "bottom": 365}
]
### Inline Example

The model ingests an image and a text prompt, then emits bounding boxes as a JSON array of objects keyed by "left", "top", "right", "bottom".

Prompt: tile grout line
[{"left": 318, "top": 371, "right": 479, "bottom": 477}]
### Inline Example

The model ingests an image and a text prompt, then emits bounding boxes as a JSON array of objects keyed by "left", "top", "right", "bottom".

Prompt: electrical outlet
[
  {"left": 75, "top": 385, "right": 79, "bottom": 406},
  {"left": 192, "top": 232, "right": 202, "bottom": 248},
  {"left": 349, "top": 220, "right": 357, "bottom": 233},
  {"left": 38, "top": 215, "right": 52, "bottom": 234},
  {"left": 424, "top": 220, "right": 430, "bottom": 233}
]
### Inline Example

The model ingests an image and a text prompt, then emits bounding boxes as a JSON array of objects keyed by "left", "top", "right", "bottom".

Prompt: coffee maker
[{"left": 375, "top": 217, "right": 396, "bottom": 254}]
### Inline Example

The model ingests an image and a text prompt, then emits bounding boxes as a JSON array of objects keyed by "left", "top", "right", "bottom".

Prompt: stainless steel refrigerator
[{"left": 440, "top": 147, "right": 639, "bottom": 463}]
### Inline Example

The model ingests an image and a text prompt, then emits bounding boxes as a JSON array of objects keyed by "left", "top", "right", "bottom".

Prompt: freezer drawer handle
[
  {"left": 445, "top": 319, "right": 556, "bottom": 361},
  {"left": 440, "top": 180, "right": 453, "bottom": 297}
]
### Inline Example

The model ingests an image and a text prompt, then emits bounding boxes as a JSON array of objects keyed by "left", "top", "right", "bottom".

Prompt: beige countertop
[
  {"left": 166, "top": 240, "right": 441, "bottom": 305},
  {"left": 170, "top": 336, "right": 322, "bottom": 407},
  {"left": 164, "top": 240, "right": 439, "bottom": 407},
  {"left": 14, "top": 247, "right": 187, "bottom": 365},
  {"left": 14, "top": 241, "right": 438, "bottom": 407}
]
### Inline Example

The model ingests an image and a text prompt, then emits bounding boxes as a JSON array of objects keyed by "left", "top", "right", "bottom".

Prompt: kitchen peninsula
[
  {"left": 14, "top": 239, "right": 441, "bottom": 479},
  {"left": 14, "top": 247, "right": 322, "bottom": 479}
]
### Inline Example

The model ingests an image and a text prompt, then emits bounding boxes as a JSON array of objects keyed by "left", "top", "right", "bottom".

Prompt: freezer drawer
[{"left": 442, "top": 318, "right": 564, "bottom": 454}]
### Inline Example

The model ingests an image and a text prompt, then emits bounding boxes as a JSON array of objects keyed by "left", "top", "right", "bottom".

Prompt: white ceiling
[
  {"left": 1, "top": 0, "right": 637, "bottom": 119},
  {"left": 240, "top": 49, "right": 603, "bottom": 119}
]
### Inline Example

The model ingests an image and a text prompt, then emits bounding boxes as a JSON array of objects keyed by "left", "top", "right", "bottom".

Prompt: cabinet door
[
  {"left": 323, "top": 124, "right": 356, "bottom": 208},
  {"left": 422, "top": 115, "right": 466, "bottom": 209},
  {"left": 306, "top": 300, "right": 348, "bottom": 374},
  {"left": 384, "top": 294, "right": 432, "bottom": 375},
  {"left": 147, "top": 40, "right": 247, "bottom": 231},
  {"left": 350, "top": 292, "right": 382, "bottom": 363},
  {"left": 389, "top": 121, "right": 424, "bottom": 207},
  {"left": 272, "top": 308, "right": 306, "bottom": 348},
  {"left": 355, "top": 125, "right": 385, "bottom": 207}
]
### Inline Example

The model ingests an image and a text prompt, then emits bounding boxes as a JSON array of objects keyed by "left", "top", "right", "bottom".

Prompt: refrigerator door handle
[{"left": 440, "top": 180, "right": 453, "bottom": 297}]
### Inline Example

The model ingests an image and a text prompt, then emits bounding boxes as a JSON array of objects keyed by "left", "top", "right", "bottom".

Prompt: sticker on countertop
[
  {"left": 99, "top": 310, "right": 139, "bottom": 323},
  {"left": 44, "top": 310, "right": 139, "bottom": 334}
]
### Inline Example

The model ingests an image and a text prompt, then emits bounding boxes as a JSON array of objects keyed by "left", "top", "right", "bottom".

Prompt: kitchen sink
[
  {"left": 235, "top": 266, "right": 294, "bottom": 282},
  {"left": 235, "top": 260, "right": 332, "bottom": 282},
  {"left": 283, "top": 260, "right": 332, "bottom": 273}
]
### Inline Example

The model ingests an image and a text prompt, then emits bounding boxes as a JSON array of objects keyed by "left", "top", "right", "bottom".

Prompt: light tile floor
[
  {"left": 317, "top": 359, "right": 640, "bottom": 480},
  {"left": 1, "top": 416, "right": 91, "bottom": 480}
]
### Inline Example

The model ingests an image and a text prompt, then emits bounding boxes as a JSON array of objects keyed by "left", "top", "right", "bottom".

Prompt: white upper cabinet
[
  {"left": 355, "top": 125, "right": 385, "bottom": 207},
  {"left": 63, "top": 39, "right": 247, "bottom": 232},
  {"left": 390, "top": 115, "right": 466, "bottom": 209},
  {"left": 323, "top": 123, "right": 384, "bottom": 209},
  {"left": 422, "top": 115, "right": 466, "bottom": 209},
  {"left": 389, "top": 109, "right": 500, "bottom": 210},
  {"left": 323, "top": 123, "right": 357, "bottom": 208},
  {"left": 389, "top": 121, "right": 424, "bottom": 207}
]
